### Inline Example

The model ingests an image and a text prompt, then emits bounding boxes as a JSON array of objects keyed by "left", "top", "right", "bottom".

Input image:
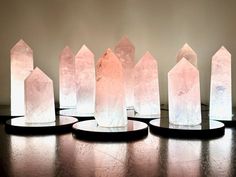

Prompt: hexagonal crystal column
[
  {"left": 176, "top": 43, "right": 197, "bottom": 67},
  {"left": 168, "top": 58, "right": 201, "bottom": 125},
  {"left": 25, "top": 67, "right": 55, "bottom": 123},
  {"left": 95, "top": 49, "right": 127, "bottom": 127},
  {"left": 134, "top": 52, "right": 160, "bottom": 115},
  {"left": 75, "top": 45, "right": 95, "bottom": 114},
  {"left": 209, "top": 47, "right": 232, "bottom": 119},
  {"left": 10, "top": 39, "right": 34, "bottom": 116},
  {"left": 59, "top": 46, "right": 76, "bottom": 108}
]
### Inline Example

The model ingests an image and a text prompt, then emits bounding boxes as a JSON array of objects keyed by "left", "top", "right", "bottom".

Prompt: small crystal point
[
  {"left": 59, "top": 46, "right": 76, "bottom": 108},
  {"left": 114, "top": 36, "right": 135, "bottom": 108},
  {"left": 168, "top": 58, "right": 201, "bottom": 125},
  {"left": 209, "top": 46, "right": 232, "bottom": 119},
  {"left": 10, "top": 39, "right": 34, "bottom": 116},
  {"left": 176, "top": 43, "right": 197, "bottom": 67},
  {"left": 25, "top": 67, "right": 55, "bottom": 123},
  {"left": 95, "top": 48, "right": 127, "bottom": 127},
  {"left": 134, "top": 51, "right": 160, "bottom": 115},
  {"left": 75, "top": 45, "right": 95, "bottom": 114}
]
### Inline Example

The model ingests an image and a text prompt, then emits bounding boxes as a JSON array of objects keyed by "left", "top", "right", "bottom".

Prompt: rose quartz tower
[
  {"left": 59, "top": 46, "right": 76, "bottom": 108},
  {"left": 95, "top": 49, "right": 127, "bottom": 127},
  {"left": 168, "top": 58, "right": 201, "bottom": 125},
  {"left": 176, "top": 43, "right": 197, "bottom": 67},
  {"left": 75, "top": 45, "right": 95, "bottom": 114},
  {"left": 10, "top": 39, "right": 34, "bottom": 116},
  {"left": 134, "top": 52, "right": 160, "bottom": 115},
  {"left": 114, "top": 36, "right": 135, "bottom": 108},
  {"left": 25, "top": 67, "right": 55, "bottom": 123},
  {"left": 209, "top": 47, "right": 232, "bottom": 119}
]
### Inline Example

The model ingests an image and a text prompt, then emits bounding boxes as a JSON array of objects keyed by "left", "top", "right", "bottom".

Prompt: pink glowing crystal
[
  {"left": 176, "top": 43, "right": 197, "bottom": 67},
  {"left": 10, "top": 39, "right": 34, "bottom": 116},
  {"left": 75, "top": 45, "right": 95, "bottom": 114},
  {"left": 209, "top": 46, "right": 232, "bottom": 119},
  {"left": 95, "top": 49, "right": 127, "bottom": 127},
  {"left": 134, "top": 52, "right": 160, "bottom": 115},
  {"left": 168, "top": 58, "right": 201, "bottom": 125},
  {"left": 59, "top": 46, "right": 76, "bottom": 108},
  {"left": 25, "top": 67, "right": 55, "bottom": 123},
  {"left": 114, "top": 36, "right": 135, "bottom": 108}
]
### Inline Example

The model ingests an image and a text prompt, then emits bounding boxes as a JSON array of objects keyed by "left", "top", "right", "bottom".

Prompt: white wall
[{"left": 0, "top": 0, "right": 235, "bottom": 105}]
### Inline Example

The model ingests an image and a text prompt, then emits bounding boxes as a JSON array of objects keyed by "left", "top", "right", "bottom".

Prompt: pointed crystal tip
[
  {"left": 11, "top": 39, "right": 32, "bottom": 54},
  {"left": 115, "top": 36, "right": 135, "bottom": 48},
  {"left": 26, "top": 67, "right": 52, "bottom": 83}
]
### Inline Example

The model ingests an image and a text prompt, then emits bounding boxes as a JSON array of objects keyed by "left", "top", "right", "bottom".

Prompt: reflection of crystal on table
[
  {"left": 168, "top": 58, "right": 201, "bottom": 125},
  {"left": 25, "top": 67, "right": 55, "bottom": 123},
  {"left": 59, "top": 46, "right": 76, "bottom": 108},
  {"left": 134, "top": 51, "right": 160, "bottom": 116},
  {"left": 176, "top": 43, "right": 197, "bottom": 67},
  {"left": 95, "top": 49, "right": 127, "bottom": 127},
  {"left": 10, "top": 39, "right": 34, "bottom": 116},
  {"left": 209, "top": 46, "right": 232, "bottom": 120}
]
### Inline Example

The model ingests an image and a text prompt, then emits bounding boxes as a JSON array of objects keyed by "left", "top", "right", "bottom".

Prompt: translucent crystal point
[
  {"left": 59, "top": 46, "right": 76, "bottom": 108},
  {"left": 25, "top": 67, "right": 55, "bottom": 123},
  {"left": 95, "top": 49, "right": 127, "bottom": 127},
  {"left": 134, "top": 52, "right": 160, "bottom": 115},
  {"left": 209, "top": 46, "right": 232, "bottom": 119},
  {"left": 176, "top": 43, "right": 197, "bottom": 67},
  {"left": 75, "top": 45, "right": 95, "bottom": 114},
  {"left": 10, "top": 39, "right": 34, "bottom": 116},
  {"left": 114, "top": 36, "right": 135, "bottom": 108},
  {"left": 168, "top": 58, "right": 201, "bottom": 125}
]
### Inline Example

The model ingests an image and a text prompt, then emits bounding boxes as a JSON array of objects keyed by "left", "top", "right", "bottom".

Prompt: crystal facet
[
  {"left": 10, "top": 39, "right": 34, "bottom": 116},
  {"left": 59, "top": 46, "right": 76, "bottom": 108},
  {"left": 25, "top": 67, "right": 55, "bottom": 123},
  {"left": 114, "top": 36, "right": 135, "bottom": 108},
  {"left": 75, "top": 45, "right": 95, "bottom": 114},
  {"left": 168, "top": 58, "right": 201, "bottom": 125},
  {"left": 176, "top": 43, "right": 197, "bottom": 67},
  {"left": 209, "top": 46, "right": 232, "bottom": 119},
  {"left": 95, "top": 49, "right": 127, "bottom": 127},
  {"left": 134, "top": 52, "right": 160, "bottom": 115}
]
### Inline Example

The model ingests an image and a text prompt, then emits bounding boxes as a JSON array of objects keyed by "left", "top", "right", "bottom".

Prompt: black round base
[
  {"left": 5, "top": 116, "right": 78, "bottom": 135},
  {"left": 59, "top": 109, "right": 94, "bottom": 121},
  {"left": 72, "top": 120, "right": 148, "bottom": 141},
  {"left": 149, "top": 118, "right": 225, "bottom": 139}
]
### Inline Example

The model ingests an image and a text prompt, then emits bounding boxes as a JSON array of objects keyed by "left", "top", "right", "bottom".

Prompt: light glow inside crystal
[{"left": 176, "top": 43, "right": 197, "bottom": 67}]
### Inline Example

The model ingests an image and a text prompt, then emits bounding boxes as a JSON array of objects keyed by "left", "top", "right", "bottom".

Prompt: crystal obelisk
[
  {"left": 75, "top": 45, "right": 95, "bottom": 114},
  {"left": 168, "top": 58, "right": 201, "bottom": 125},
  {"left": 10, "top": 39, "right": 34, "bottom": 116},
  {"left": 134, "top": 52, "right": 160, "bottom": 115},
  {"left": 95, "top": 49, "right": 127, "bottom": 127},
  {"left": 176, "top": 43, "right": 197, "bottom": 67},
  {"left": 25, "top": 67, "right": 55, "bottom": 123},
  {"left": 114, "top": 36, "right": 135, "bottom": 108},
  {"left": 59, "top": 46, "right": 76, "bottom": 108},
  {"left": 209, "top": 46, "right": 232, "bottom": 119}
]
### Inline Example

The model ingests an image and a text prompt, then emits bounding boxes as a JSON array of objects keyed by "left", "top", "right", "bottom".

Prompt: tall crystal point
[
  {"left": 209, "top": 46, "right": 232, "bottom": 119},
  {"left": 95, "top": 49, "right": 127, "bottom": 127},
  {"left": 25, "top": 67, "right": 55, "bottom": 123},
  {"left": 59, "top": 46, "right": 76, "bottom": 108},
  {"left": 168, "top": 58, "right": 201, "bottom": 125},
  {"left": 75, "top": 45, "right": 95, "bottom": 114},
  {"left": 114, "top": 36, "right": 135, "bottom": 108},
  {"left": 134, "top": 52, "right": 160, "bottom": 115},
  {"left": 176, "top": 43, "right": 197, "bottom": 67},
  {"left": 10, "top": 39, "right": 34, "bottom": 116}
]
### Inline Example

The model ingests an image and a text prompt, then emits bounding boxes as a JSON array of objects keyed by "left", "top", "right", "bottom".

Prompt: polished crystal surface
[
  {"left": 134, "top": 52, "right": 160, "bottom": 115},
  {"left": 25, "top": 67, "right": 55, "bottom": 123},
  {"left": 59, "top": 46, "right": 76, "bottom": 108},
  {"left": 114, "top": 36, "right": 135, "bottom": 108},
  {"left": 168, "top": 58, "right": 201, "bottom": 125},
  {"left": 209, "top": 46, "right": 232, "bottom": 119},
  {"left": 75, "top": 45, "right": 95, "bottom": 114},
  {"left": 176, "top": 43, "right": 197, "bottom": 67},
  {"left": 10, "top": 39, "right": 34, "bottom": 116},
  {"left": 95, "top": 49, "right": 127, "bottom": 127}
]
